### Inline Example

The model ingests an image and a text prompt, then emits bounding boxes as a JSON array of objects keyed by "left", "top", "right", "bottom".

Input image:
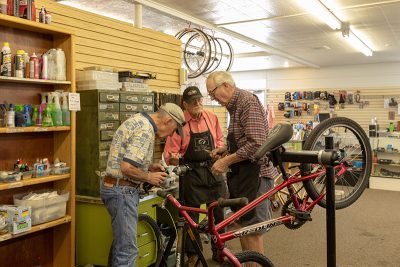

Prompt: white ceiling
[{"left": 59, "top": 0, "right": 400, "bottom": 71}]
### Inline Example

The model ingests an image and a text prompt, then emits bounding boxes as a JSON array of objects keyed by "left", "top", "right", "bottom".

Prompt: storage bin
[
  {"left": 77, "top": 81, "right": 121, "bottom": 91},
  {"left": 0, "top": 172, "right": 22, "bottom": 183},
  {"left": 13, "top": 190, "right": 69, "bottom": 225},
  {"left": 77, "top": 70, "right": 118, "bottom": 82},
  {"left": 22, "top": 170, "right": 34, "bottom": 179},
  {"left": 51, "top": 166, "right": 71, "bottom": 175}
]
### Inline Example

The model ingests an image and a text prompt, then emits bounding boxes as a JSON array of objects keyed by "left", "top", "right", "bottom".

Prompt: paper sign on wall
[{"left": 69, "top": 93, "right": 81, "bottom": 111}]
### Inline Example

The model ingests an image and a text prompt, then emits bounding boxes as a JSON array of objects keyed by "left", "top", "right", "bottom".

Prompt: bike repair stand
[{"left": 325, "top": 136, "right": 339, "bottom": 267}]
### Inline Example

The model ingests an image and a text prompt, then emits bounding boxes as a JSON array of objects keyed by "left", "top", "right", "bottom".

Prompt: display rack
[
  {"left": 0, "top": 14, "right": 75, "bottom": 266},
  {"left": 369, "top": 136, "right": 400, "bottom": 191}
]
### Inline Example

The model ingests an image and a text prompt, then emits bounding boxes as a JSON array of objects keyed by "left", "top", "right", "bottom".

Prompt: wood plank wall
[
  {"left": 268, "top": 88, "right": 400, "bottom": 133},
  {"left": 36, "top": 0, "right": 181, "bottom": 94}
]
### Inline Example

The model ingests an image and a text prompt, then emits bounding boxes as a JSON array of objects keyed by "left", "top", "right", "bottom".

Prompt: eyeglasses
[{"left": 208, "top": 83, "right": 223, "bottom": 98}]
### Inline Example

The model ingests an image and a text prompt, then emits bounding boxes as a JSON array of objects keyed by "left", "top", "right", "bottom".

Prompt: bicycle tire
[
  {"left": 139, "top": 214, "right": 163, "bottom": 267},
  {"left": 222, "top": 251, "right": 274, "bottom": 267},
  {"left": 301, "top": 117, "right": 372, "bottom": 209}
]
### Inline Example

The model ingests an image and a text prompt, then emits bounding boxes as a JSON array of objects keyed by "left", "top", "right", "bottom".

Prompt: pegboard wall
[{"left": 267, "top": 88, "right": 400, "bottom": 133}]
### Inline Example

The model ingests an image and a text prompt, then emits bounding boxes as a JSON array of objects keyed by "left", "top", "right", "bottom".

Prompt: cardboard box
[
  {"left": 9, "top": 218, "right": 31, "bottom": 234},
  {"left": 0, "top": 205, "right": 31, "bottom": 222}
]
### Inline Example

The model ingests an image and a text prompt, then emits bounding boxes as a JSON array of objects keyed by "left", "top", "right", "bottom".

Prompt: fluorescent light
[
  {"left": 284, "top": 61, "right": 289, "bottom": 68},
  {"left": 343, "top": 30, "right": 373, "bottom": 56},
  {"left": 300, "top": 0, "right": 341, "bottom": 30}
]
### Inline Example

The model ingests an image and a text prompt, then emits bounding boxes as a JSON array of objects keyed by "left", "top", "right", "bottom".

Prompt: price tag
[{"left": 69, "top": 93, "right": 81, "bottom": 111}]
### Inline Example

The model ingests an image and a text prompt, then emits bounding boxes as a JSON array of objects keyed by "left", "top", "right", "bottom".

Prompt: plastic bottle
[
  {"left": 39, "top": 6, "right": 46, "bottom": 23},
  {"left": 1, "top": 42, "right": 12, "bottom": 77},
  {"left": 61, "top": 92, "right": 70, "bottom": 126},
  {"left": 15, "top": 49, "right": 25, "bottom": 78},
  {"left": 50, "top": 92, "right": 63, "bottom": 126},
  {"left": 0, "top": 0, "right": 7, "bottom": 14},
  {"left": 56, "top": 48, "right": 66, "bottom": 81},
  {"left": 42, "top": 53, "right": 48, "bottom": 79},
  {"left": 42, "top": 104, "right": 53, "bottom": 127},
  {"left": 32, "top": 105, "right": 38, "bottom": 125},
  {"left": 29, "top": 52, "right": 38, "bottom": 79},
  {"left": 24, "top": 104, "right": 32, "bottom": 126},
  {"left": 24, "top": 52, "right": 30, "bottom": 78}
]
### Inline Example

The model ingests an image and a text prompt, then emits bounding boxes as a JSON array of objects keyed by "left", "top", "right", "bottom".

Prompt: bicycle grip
[
  {"left": 217, "top": 197, "right": 248, "bottom": 208},
  {"left": 156, "top": 189, "right": 171, "bottom": 198}
]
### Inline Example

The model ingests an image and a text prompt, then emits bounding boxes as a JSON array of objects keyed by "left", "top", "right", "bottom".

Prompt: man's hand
[
  {"left": 211, "top": 157, "right": 229, "bottom": 175},
  {"left": 149, "top": 163, "right": 165, "bottom": 172},
  {"left": 211, "top": 147, "right": 228, "bottom": 161},
  {"left": 146, "top": 172, "right": 167, "bottom": 186}
]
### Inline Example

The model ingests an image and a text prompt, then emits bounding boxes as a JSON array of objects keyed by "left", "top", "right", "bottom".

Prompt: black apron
[
  {"left": 226, "top": 103, "right": 261, "bottom": 220},
  {"left": 182, "top": 118, "right": 227, "bottom": 206}
]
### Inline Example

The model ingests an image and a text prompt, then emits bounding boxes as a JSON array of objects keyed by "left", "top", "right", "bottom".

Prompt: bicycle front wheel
[
  {"left": 222, "top": 251, "right": 274, "bottom": 267},
  {"left": 301, "top": 117, "right": 372, "bottom": 209}
]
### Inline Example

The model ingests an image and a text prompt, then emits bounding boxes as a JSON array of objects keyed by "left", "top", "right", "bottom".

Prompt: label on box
[{"left": 69, "top": 93, "right": 81, "bottom": 111}]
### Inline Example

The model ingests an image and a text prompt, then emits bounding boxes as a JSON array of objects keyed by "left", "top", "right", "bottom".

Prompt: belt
[{"left": 103, "top": 176, "right": 140, "bottom": 188}]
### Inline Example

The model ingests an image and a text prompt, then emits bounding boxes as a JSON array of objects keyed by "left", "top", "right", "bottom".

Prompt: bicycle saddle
[{"left": 255, "top": 123, "right": 293, "bottom": 160}]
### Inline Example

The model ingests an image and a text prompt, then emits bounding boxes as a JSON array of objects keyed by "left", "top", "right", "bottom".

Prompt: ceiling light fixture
[
  {"left": 300, "top": 0, "right": 341, "bottom": 30},
  {"left": 342, "top": 26, "right": 373, "bottom": 57}
]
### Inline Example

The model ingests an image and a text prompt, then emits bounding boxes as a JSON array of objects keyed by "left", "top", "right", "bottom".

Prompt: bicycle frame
[{"left": 162, "top": 162, "right": 348, "bottom": 266}]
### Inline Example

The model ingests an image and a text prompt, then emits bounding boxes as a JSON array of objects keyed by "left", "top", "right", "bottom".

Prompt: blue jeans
[{"left": 100, "top": 182, "right": 139, "bottom": 267}]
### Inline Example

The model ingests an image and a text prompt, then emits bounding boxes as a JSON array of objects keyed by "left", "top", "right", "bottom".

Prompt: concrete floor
[{"left": 202, "top": 188, "right": 400, "bottom": 267}]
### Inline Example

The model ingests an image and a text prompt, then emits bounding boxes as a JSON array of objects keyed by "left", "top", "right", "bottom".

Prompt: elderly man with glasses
[
  {"left": 206, "top": 71, "right": 278, "bottom": 264},
  {"left": 163, "top": 86, "right": 228, "bottom": 265}
]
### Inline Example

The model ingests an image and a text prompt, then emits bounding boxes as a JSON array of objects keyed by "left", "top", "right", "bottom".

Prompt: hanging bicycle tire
[
  {"left": 300, "top": 117, "right": 372, "bottom": 209},
  {"left": 176, "top": 27, "right": 234, "bottom": 78},
  {"left": 222, "top": 251, "right": 275, "bottom": 267}
]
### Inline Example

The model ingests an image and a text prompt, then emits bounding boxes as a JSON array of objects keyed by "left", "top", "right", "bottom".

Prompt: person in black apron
[{"left": 163, "top": 86, "right": 228, "bottom": 264}]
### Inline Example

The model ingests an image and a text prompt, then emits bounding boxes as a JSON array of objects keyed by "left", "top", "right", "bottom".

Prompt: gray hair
[{"left": 207, "top": 71, "right": 236, "bottom": 87}]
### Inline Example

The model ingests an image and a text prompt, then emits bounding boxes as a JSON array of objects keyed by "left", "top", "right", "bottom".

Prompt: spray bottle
[
  {"left": 50, "top": 92, "right": 62, "bottom": 126},
  {"left": 24, "top": 104, "right": 32, "bottom": 126},
  {"left": 32, "top": 105, "right": 38, "bottom": 126},
  {"left": 42, "top": 104, "right": 53, "bottom": 127},
  {"left": 1, "top": 42, "right": 12, "bottom": 77},
  {"left": 61, "top": 92, "right": 70, "bottom": 126}
]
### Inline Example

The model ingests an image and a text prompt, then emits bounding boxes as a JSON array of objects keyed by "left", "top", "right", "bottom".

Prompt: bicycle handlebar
[{"left": 217, "top": 197, "right": 248, "bottom": 208}]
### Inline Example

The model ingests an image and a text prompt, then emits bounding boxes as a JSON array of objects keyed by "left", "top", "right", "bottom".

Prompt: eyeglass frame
[{"left": 208, "top": 82, "right": 224, "bottom": 98}]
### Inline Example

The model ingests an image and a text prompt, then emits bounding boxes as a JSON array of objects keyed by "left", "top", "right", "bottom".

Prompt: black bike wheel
[
  {"left": 222, "top": 251, "right": 274, "bottom": 267},
  {"left": 301, "top": 117, "right": 372, "bottom": 209},
  {"left": 139, "top": 214, "right": 163, "bottom": 267}
]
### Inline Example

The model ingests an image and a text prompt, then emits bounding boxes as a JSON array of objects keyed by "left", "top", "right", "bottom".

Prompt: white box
[
  {"left": 77, "top": 70, "right": 118, "bottom": 82},
  {"left": 77, "top": 80, "right": 121, "bottom": 91},
  {"left": 9, "top": 218, "right": 31, "bottom": 234},
  {"left": 0, "top": 205, "right": 31, "bottom": 222},
  {"left": 13, "top": 190, "right": 69, "bottom": 225}
]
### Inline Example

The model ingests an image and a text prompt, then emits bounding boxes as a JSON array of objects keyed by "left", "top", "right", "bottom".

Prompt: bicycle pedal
[{"left": 287, "top": 209, "right": 312, "bottom": 221}]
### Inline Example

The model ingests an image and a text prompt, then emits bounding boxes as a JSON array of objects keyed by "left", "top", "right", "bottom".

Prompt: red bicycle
[{"left": 154, "top": 117, "right": 372, "bottom": 266}]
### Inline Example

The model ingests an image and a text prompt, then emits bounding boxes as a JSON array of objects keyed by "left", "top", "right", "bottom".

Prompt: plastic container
[
  {"left": 13, "top": 190, "right": 69, "bottom": 225},
  {"left": 76, "top": 70, "right": 118, "bottom": 82},
  {"left": 34, "top": 168, "right": 51, "bottom": 177},
  {"left": 51, "top": 166, "right": 70, "bottom": 175},
  {"left": 22, "top": 170, "right": 34, "bottom": 179},
  {"left": 0, "top": 172, "right": 22, "bottom": 183},
  {"left": 77, "top": 80, "right": 121, "bottom": 91}
]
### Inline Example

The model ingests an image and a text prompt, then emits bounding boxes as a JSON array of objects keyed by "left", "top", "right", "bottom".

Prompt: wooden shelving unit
[
  {"left": 0, "top": 126, "right": 71, "bottom": 133},
  {"left": 0, "top": 14, "right": 75, "bottom": 267}
]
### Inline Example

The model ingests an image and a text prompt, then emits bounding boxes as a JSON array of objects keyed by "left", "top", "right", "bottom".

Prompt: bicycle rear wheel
[
  {"left": 301, "top": 117, "right": 372, "bottom": 209},
  {"left": 222, "top": 251, "right": 274, "bottom": 267}
]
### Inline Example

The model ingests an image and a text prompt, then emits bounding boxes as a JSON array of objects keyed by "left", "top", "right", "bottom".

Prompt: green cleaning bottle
[{"left": 42, "top": 104, "right": 53, "bottom": 127}]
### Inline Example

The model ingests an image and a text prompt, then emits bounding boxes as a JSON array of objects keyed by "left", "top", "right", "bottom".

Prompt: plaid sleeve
[{"left": 236, "top": 95, "right": 268, "bottom": 161}]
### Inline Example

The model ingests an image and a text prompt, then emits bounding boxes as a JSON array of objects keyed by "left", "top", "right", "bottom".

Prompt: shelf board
[
  {"left": 0, "top": 216, "right": 72, "bottom": 243},
  {"left": 0, "top": 76, "right": 71, "bottom": 85},
  {"left": 0, "top": 174, "right": 70, "bottom": 191},
  {"left": 374, "top": 163, "right": 400, "bottom": 167},
  {"left": 0, "top": 14, "right": 74, "bottom": 35},
  {"left": 0, "top": 126, "right": 71, "bottom": 133}
]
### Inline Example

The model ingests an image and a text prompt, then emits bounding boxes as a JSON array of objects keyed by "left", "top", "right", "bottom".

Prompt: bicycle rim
[{"left": 301, "top": 117, "right": 372, "bottom": 209}]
